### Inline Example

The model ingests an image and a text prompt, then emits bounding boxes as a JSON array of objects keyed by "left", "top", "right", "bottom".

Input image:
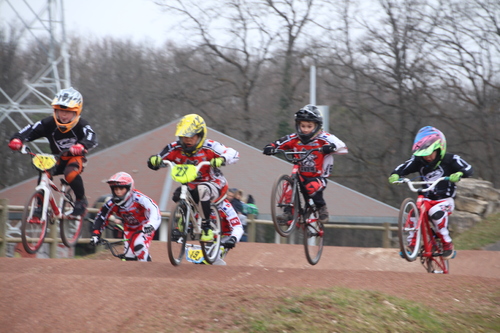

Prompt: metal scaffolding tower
[{"left": 0, "top": 0, "right": 70, "bottom": 152}]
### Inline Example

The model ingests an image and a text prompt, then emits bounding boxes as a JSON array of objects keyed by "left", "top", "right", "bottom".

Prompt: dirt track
[{"left": 1, "top": 242, "right": 499, "bottom": 332}]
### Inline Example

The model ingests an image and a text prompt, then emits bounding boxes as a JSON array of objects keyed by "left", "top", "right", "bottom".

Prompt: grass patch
[
  {"left": 229, "top": 288, "right": 500, "bottom": 333},
  {"left": 454, "top": 213, "right": 500, "bottom": 250}
]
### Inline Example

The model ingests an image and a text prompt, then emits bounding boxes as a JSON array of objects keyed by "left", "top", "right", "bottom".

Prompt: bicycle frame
[
  {"left": 164, "top": 160, "right": 214, "bottom": 237},
  {"left": 271, "top": 148, "right": 324, "bottom": 265},
  {"left": 19, "top": 145, "right": 83, "bottom": 253},
  {"left": 162, "top": 160, "right": 223, "bottom": 265},
  {"left": 395, "top": 177, "right": 451, "bottom": 274}
]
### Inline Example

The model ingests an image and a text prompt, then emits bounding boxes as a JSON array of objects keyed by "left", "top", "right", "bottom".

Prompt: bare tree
[
  {"left": 153, "top": 0, "right": 279, "bottom": 142},
  {"left": 426, "top": 0, "right": 500, "bottom": 184}
]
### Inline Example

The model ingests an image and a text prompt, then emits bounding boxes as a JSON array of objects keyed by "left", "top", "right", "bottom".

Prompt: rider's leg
[
  {"left": 197, "top": 183, "right": 220, "bottom": 240},
  {"left": 302, "top": 177, "right": 328, "bottom": 222},
  {"left": 428, "top": 198, "right": 454, "bottom": 244},
  {"left": 58, "top": 155, "right": 87, "bottom": 215},
  {"left": 428, "top": 198, "right": 455, "bottom": 258},
  {"left": 129, "top": 231, "right": 153, "bottom": 262}
]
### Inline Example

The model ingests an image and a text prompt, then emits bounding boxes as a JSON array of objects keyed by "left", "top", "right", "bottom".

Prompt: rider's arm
[
  {"left": 135, "top": 192, "right": 162, "bottom": 231},
  {"left": 92, "top": 200, "right": 116, "bottom": 232},
  {"left": 157, "top": 141, "right": 180, "bottom": 159},
  {"left": 76, "top": 119, "right": 98, "bottom": 151},
  {"left": 322, "top": 133, "right": 348, "bottom": 155},
  {"left": 10, "top": 119, "right": 47, "bottom": 143},
  {"left": 207, "top": 139, "right": 240, "bottom": 165},
  {"left": 391, "top": 155, "right": 421, "bottom": 177},
  {"left": 448, "top": 154, "right": 473, "bottom": 178}
]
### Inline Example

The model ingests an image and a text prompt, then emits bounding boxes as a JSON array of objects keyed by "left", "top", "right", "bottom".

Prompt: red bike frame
[{"left": 396, "top": 177, "right": 451, "bottom": 274}]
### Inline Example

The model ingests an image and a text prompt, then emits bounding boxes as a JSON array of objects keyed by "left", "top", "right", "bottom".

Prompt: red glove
[
  {"left": 8, "top": 138, "right": 23, "bottom": 151},
  {"left": 69, "top": 143, "right": 85, "bottom": 156}
]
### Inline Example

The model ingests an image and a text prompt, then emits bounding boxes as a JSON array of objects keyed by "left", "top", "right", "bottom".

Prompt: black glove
[
  {"left": 90, "top": 230, "right": 101, "bottom": 246},
  {"left": 143, "top": 224, "right": 155, "bottom": 235},
  {"left": 263, "top": 144, "right": 276, "bottom": 155},
  {"left": 224, "top": 236, "right": 237, "bottom": 249},
  {"left": 322, "top": 144, "right": 337, "bottom": 154}
]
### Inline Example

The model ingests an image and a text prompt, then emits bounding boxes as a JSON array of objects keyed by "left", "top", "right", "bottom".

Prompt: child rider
[
  {"left": 388, "top": 126, "right": 473, "bottom": 259},
  {"left": 262, "top": 104, "right": 348, "bottom": 223},
  {"left": 8, "top": 87, "right": 97, "bottom": 216},
  {"left": 90, "top": 172, "right": 162, "bottom": 261},
  {"left": 147, "top": 114, "right": 241, "bottom": 247}
]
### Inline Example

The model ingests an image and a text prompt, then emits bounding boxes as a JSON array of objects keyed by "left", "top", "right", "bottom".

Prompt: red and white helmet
[{"left": 107, "top": 172, "right": 134, "bottom": 206}]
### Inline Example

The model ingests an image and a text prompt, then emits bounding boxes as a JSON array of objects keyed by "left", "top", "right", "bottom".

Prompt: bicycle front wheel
[
  {"left": 398, "top": 198, "right": 421, "bottom": 262},
  {"left": 167, "top": 201, "right": 189, "bottom": 266},
  {"left": 303, "top": 210, "right": 324, "bottom": 265},
  {"left": 21, "top": 191, "right": 48, "bottom": 254},
  {"left": 60, "top": 188, "right": 83, "bottom": 247},
  {"left": 271, "top": 175, "right": 299, "bottom": 237},
  {"left": 200, "top": 204, "right": 222, "bottom": 264}
]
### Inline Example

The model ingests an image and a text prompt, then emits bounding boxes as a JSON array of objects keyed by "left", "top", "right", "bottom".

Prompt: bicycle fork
[{"left": 34, "top": 182, "right": 61, "bottom": 223}]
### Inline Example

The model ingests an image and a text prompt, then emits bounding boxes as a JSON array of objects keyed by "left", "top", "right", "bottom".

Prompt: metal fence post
[{"left": 0, "top": 199, "right": 7, "bottom": 257}]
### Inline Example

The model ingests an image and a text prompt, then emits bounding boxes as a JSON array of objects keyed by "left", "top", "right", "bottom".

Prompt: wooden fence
[{"left": 0, "top": 198, "right": 398, "bottom": 258}]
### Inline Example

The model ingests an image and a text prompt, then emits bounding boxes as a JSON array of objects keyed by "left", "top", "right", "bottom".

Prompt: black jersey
[
  {"left": 11, "top": 116, "right": 98, "bottom": 153},
  {"left": 391, "top": 153, "right": 473, "bottom": 200}
]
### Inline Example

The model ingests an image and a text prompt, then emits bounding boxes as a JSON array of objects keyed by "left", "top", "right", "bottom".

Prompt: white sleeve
[
  {"left": 137, "top": 193, "right": 162, "bottom": 230},
  {"left": 207, "top": 139, "right": 240, "bottom": 165},
  {"left": 325, "top": 133, "right": 348, "bottom": 155}
]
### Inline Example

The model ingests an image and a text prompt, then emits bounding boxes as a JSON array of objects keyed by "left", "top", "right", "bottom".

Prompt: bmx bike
[
  {"left": 160, "top": 160, "right": 223, "bottom": 266},
  {"left": 96, "top": 220, "right": 148, "bottom": 261},
  {"left": 18, "top": 145, "right": 84, "bottom": 253},
  {"left": 270, "top": 148, "right": 324, "bottom": 265},
  {"left": 393, "top": 176, "right": 454, "bottom": 274}
]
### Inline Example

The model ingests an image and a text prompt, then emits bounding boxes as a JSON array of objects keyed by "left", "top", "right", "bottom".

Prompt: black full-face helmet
[{"left": 294, "top": 105, "right": 323, "bottom": 144}]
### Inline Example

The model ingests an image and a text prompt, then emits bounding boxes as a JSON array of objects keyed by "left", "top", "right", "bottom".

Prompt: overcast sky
[{"left": 0, "top": 0, "right": 177, "bottom": 47}]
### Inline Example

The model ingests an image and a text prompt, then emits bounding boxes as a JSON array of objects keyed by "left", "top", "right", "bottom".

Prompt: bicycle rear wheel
[
  {"left": 21, "top": 191, "right": 48, "bottom": 254},
  {"left": 422, "top": 237, "right": 450, "bottom": 274},
  {"left": 200, "top": 204, "right": 222, "bottom": 265},
  {"left": 167, "top": 201, "right": 189, "bottom": 266},
  {"left": 60, "top": 188, "right": 83, "bottom": 247},
  {"left": 303, "top": 210, "right": 324, "bottom": 265},
  {"left": 398, "top": 198, "right": 421, "bottom": 262},
  {"left": 271, "top": 175, "right": 299, "bottom": 237}
]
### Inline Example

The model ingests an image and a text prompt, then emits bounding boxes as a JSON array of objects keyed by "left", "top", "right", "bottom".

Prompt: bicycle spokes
[
  {"left": 303, "top": 218, "right": 324, "bottom": 265},
  {"left": 21, "top": 191, "right": 48, "bottom": 254}
]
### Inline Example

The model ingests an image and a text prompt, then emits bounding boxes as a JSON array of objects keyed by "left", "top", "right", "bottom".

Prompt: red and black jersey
[
  {"left": 272, "top": 131, "right": 348, "bottom": 178},
  {"left": 93, "top": 190, "right": 162, "bottom": 232},
  {"left": 158, "top": 139, "right": 239, "bottom": 189}
]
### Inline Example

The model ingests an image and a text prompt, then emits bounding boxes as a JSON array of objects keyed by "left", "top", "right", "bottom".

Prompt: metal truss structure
[{"left": 0, "top": 0, "right": 70, "bottom": 151}]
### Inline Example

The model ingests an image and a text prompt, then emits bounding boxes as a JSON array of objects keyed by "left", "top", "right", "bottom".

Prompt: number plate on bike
[
  {"left": 32, "top": 154, "right": 57, "bottom": 171},
  {"left": 171, "top": 164, "right": 198, "bottom": 183},
  {"left": 186, "top": 245, "right": 205, "bottom": 264}
]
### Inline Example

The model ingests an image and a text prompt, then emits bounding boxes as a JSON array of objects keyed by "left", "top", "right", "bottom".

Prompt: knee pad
[
  {"left": 197, "top": 184, "right": 212, "bottom": 201},
  {"left": 64, "top": 162, "right": 81, "bottom": 183},
  {"left": 133, "top": 243, "right": 144, "bottom": 252},
  {"left": 431, "top": 210, "right": 445, "bottom": 221}
]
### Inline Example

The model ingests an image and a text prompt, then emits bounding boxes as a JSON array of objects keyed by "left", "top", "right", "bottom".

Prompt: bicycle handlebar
[
  {"left": 275, "top": 148, "right": 321, "bottom": 163},
  {"left": 393, "top": 177, "right": 449, "bottom": 193},
  {"left": 161, "top": 160, "right": 211, "bottom": 172},
  {"left": 20, "top": 144, "right": 86, "bottom": 157}
]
